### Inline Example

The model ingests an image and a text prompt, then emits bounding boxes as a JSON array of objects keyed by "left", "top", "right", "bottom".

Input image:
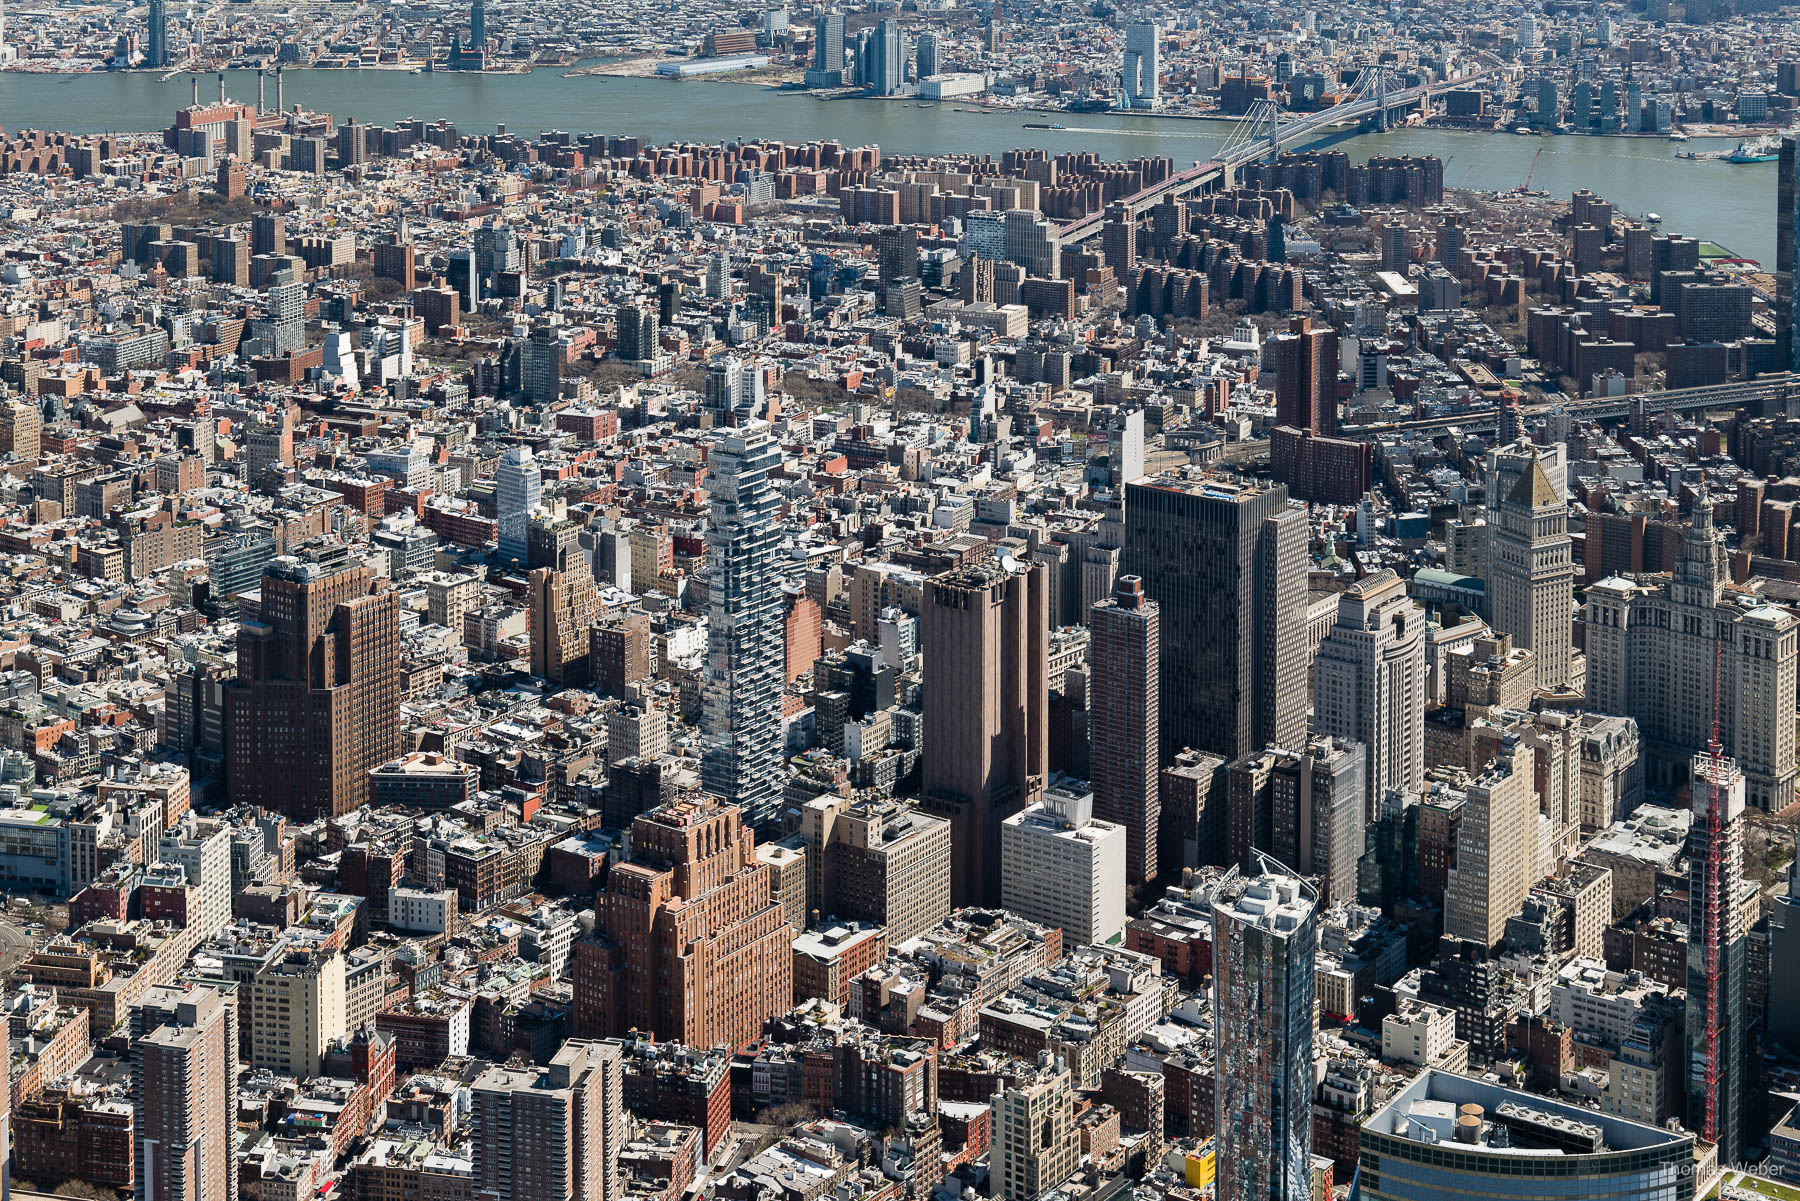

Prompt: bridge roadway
[
  {"left": 1056, "top": 72, "right": 1491, "bottom": 244},
  {"left": 1170, "top": 374, "right": 1798, "bottom": 465}
]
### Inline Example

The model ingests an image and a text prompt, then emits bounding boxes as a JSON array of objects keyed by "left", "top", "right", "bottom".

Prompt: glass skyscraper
[
  {"left": 1213, "top": 863, "right": 1316, "bottom": 1201},
  {"left": 495, "top": 445, "right": 540, "bottom": 565},
  {"left": 700, "top": 422, "right": 786, "bottom": 829}
]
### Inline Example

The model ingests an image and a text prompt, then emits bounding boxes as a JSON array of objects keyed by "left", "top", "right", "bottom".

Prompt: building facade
[
  {"left": 1089, "top": 575, "right": 1160, "bottom": 884},
  {"left": 1123, "top": 473, "right": 1306, "bottom": 765},
  {"left": 224, "top": 545, "right": 402, "bottom": 820},
  {"left": 700, "top": 423, "right": 786, "bottom": 829},
  {"left": 1585, "top": 493, "right": 1799, "bottom": 809},
  {"left": 920, "top": 558, "right": 1049, "bottom": 908},
  {"left": 1213, "top": 868, "right": 1316, "bottom": 1201}
]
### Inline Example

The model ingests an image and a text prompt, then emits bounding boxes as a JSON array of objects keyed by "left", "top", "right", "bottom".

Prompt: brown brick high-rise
[
  {"left": 574, "top": 793, "right": 792, "bottom": 1048},
  {"left": 225, "top": 544, "right": 401, "bottom": 820},
  {"left": 1090, "top": 575, "right": 1161, "bottom": 885},
  {"left": 920, "top": 559, "right": 1048, "bottom": 908},
  {"left": 1273, "top": 315, "right": 1338, "bottom": 435}
]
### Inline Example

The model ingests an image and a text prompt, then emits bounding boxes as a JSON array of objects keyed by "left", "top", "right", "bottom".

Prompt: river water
[{"left": 0, "top": 67, "right": 1777, "bottom": 263}]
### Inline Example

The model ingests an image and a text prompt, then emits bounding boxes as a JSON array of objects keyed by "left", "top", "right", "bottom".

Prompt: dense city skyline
[{"left": 0, "top": 3, "right": 1799, "bottom": 1201}]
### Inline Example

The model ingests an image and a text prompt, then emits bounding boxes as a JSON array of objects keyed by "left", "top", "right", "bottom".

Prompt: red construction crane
[{"left": 1514, "top": 146, "right": 1545, "bottom": 194}]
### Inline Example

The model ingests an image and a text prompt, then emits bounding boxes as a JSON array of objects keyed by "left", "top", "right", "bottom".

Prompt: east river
[{"left": 0, "top": 66, "right": 1778, "bottom": 264}]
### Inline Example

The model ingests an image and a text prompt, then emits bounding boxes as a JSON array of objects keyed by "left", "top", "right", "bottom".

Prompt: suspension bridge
[{"left": 1056, "top": 65, "right": 1497, "bottom": 243}]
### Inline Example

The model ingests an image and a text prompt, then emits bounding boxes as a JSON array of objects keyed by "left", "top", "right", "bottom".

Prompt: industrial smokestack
[
  {"left": 257, "top": 69, "right": 265, "bottom": 114},
  {"left": 191, "top": 75, "right": 198, "bottom": 106},
  {"left": 217, "top": 71, "right": 225, "bottom": 104}
]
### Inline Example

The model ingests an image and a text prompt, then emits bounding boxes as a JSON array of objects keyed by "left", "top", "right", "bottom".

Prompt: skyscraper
[
  {"left": 1488, "top": 449, "right": 1575, "bottom": 692},
  {"left": 920, "top": 557, "right": 1049, "bottom": 907},
  {"left": 1124, "top": 22, "right": 1160, "bottom": 107},
  {"left": 877, "top": 225, "right": 920, "bottom": 284},
  {"left": 1443, "top": 748, "right": 1537, "bottom": 949},
  {"left": 1258, "top": 736, "right": 1365, "bottom": 907},
  {"left": 224, "top": 545, "right": 401, "bottom": 820},
  {"left": 1313, "top": 568, "right": 1425, "bottom": 810},
  {"left": 1780, "top": 133, "right": 1799, "bottom": 368},
  {"left": 473, "top": 1041, "right": 622, "bottom": 1201},
  {"left": 703, "top": 356, "right": 763, "bottom": 426},
  {"left": 1213, "top": 865, "right": 1316, "bottom": 1201},
  {"left": 135, "top": 985, "right": 238, "bottom": 1201},
  {"left": 469, "top": 0, "right": 487, "bottom": 52},
  {"left": 814, "top": 9, "right": 845, "bottom": 71},
  {"left": 531, "top": 565, "right": 600, "bottom": 688},
  {"left": 1585, "top": 491, "right": 1799, "bottom": 810},
  {"left": 1123, "top": 471, "right": 1307, "bottom": 765},
  {"left": 146, "top": 0, "right": 169, "bottom": 68},
  {"left": 1090, "top": 575, "right": 1160, "bottom": 884},
  {"left": 870, "top": 18, "right": 905, "bottom": 96},
  {"left": 495, "top": 444, "right": 541, "bottom": 564},
  {"left": 990, "top": 1055, "right": 1079, "bottom": 1201},
  {"left": 915, "top": 30, "right": 939, "bottom": 78},
  {"left": 1273, "top": 315, "right": 1338, "bottom": 435},
  {"left": 574, "top": 794, "right": 793, "bottom": 1046},
  {"left": 1687, "top": 748, "right": 1747, "bottom": 1163},
  {"left": 700, "top": 423, "right": 786, "bottom": 829}
]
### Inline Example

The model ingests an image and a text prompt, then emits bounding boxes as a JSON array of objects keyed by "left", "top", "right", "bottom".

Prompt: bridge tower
[
  {"left": 1376, "top": 68, "right": 1389, "bottom": 133},
  {"left": 1265, "top": 102, "right": 1280, "bottom": 163}
]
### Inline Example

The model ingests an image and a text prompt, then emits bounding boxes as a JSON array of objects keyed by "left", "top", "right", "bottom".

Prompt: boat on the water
[{"left": 1726, "top": 134, "right": 1780, "bottom": 163}]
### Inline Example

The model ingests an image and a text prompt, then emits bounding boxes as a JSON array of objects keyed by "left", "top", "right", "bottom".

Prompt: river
[{"left": 0, "top": 67, "right": 1778, "bottom": 263}]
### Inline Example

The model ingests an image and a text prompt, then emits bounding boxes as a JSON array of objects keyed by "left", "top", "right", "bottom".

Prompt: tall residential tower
[{"left": 699, "top": 422, "right": 786, "bottom": 828}]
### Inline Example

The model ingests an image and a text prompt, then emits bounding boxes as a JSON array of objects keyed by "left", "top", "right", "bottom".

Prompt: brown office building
[
  {"left": 591, "top": 614, "right": 652, "bottom": 698},
  {"left": 530, "top": 565, "right": 601, "bottom": 688},
  {"left": 920, "top": 558, "right": 1049, "bottom": 908},
  {"left": 225, "top": 544, "right": 402, "bottom": 820},
  {"left": 1090, "top": 576, "right": 1161, "bottom": 885},
  {"left": 134, "top": 985, "right": 238, "bottom": 1201},
  {"left": 573, "top": 794, "right": 792, "bottom": 1048},
  {"left": 1272, "top": 315, "right": 1338, "bottom": 435}
]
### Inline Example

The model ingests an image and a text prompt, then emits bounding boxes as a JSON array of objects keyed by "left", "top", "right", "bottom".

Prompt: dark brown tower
[
  {"left": 920, "top": 558, "right": 1049, "bottom": 908},
  {"left": 1090, "top": 575, "right": 1161, "bottom": 885},
  {"left": 225, "top": 544, "right": 401, "bottom": 820}
]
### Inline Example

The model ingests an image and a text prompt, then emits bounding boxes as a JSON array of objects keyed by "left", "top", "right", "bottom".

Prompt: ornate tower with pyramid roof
[{"left": 1489, "top": 447, "right": 1575, "bottom": 691}]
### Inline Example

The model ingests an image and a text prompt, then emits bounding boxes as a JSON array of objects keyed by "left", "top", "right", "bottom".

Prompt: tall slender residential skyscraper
[
  {"left": 921, "top": 557, "right": 1049, "bottom": 907},
  {"left": 1687, "top": 748, "right": 1747, "bottom": 1164},
  {"left": 1313, "top": 568, "right": 1425, "bottom": 812},
  {"left": 1213, "top": 864, "right": 1316, "bottom": 1201},
  {"left": 146, "top": 0, "right": 169, "bottom": 67},
  {"left": 496, "top": 445, "right": 541, "bottom": 564},
  {"left": 1123, "top": 472, "right": 1307, "bottom": 765},
  {"left": 224, "top": 545, "right": 401, "bottom": 820},
  {"left": 135, "top": 985, "right": 238, "bottom": 1201},
  {"left": 1488, "top": 448, "right": 1575, "bottom": 691},
  {"left": 473, "top": 1041, "right": 622, "bottom": 1201},
  {"left": 1782, "top": 133, "right": 1800, "bottom": 369},
  {"left": 1090, "top": 576, "right": 1160, "bottom": 885},
  {"left": 700, "top": 423, "right": 786, "bottom": 829},
  {"left": 814, "top": 9, "right": 845, "bottom": 71}
]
